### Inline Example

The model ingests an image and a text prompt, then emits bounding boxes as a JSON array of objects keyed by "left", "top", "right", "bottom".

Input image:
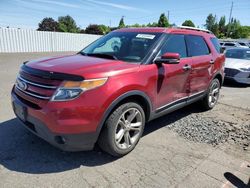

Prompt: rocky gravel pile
[{"left": 167, "top": 113, "right": 250, "bottom": 150}]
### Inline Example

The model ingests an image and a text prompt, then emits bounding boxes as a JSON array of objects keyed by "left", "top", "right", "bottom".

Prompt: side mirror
[{"left": 154, "top": 53, "right": 180, "bottom": 64}]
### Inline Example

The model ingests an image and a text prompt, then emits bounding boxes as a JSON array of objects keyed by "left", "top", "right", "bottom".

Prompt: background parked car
[
  {"left": 224, "top": 48, "right": 250, "bottom": 84},
  {"left": 238, "top": 42, "right": 250, "bottom": 48},
  {"left": 221, "top": 41, "right": 249, "bottom": 50}
]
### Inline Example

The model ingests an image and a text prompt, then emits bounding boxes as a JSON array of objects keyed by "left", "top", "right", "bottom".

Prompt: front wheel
[
  {"left": 98, "top": 102, "right": 145, "bottom": 157},
  {"left": 201, "top": 78, "right": 221, "bottom": 110}
]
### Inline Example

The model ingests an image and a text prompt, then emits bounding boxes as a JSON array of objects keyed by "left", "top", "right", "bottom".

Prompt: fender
[
  {"left": 211, "top": 71, "right": 224, "bottom": 88},
  {"left": 94, "top": 90, "right": 153, "bottom": 140}
]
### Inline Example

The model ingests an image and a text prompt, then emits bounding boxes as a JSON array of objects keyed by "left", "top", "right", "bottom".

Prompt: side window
[
  {"left": 186, "top": 35, "right": 210, "bottom": 57},
  {"left": 159, "top": 34, "right": 187, "bottom": 58},
  {"left": 210, "top": 37, "right": 221, "bottom": 53}
]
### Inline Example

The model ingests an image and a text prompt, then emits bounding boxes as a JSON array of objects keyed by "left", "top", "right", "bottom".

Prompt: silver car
[
  {"left": 225, "top": 48, "right": 250, "bottom": 84},
  {"left": 221, "top": 42, "right": 249, "bottom": 50}
]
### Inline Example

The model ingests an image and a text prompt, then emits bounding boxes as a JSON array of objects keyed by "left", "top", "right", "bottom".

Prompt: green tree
[
  {"left": 85, "top": 24, "right": 103, "bottom": 35},
  {"left": 229, "top": 19, "right": 241, "bottom": 39},
  {"left": 118, "top": 17, "right": 125, "bottom": 28},
  {"left": 147, "top": 22, "right": 158, "bottom": 27},
  {"left": 218, "top": 16, "right": 226, "bottom": 38},
  {"left": 212, "top": 22, "right": 219, "bottom": 37},
  {"left": 37, "top": 17, "right": 58, "bottom": 31},
  {"left": 205, "top": 14, "right": 220, "bottom": 36},
  {"left": 238, "top": 26, "right": 250, "bottom": 38},
  {"left": 205, "top": 14, "right": 216, "bottom": 31},
  {"left": 182, "top": 20, "right": 195, "bottom": 27},
  {"left": 98, "top": 24, "right": 111, "bottom": 34},
  {"left": 158, "top": 13, "right": 169, "bottom": 27},
  {"left": 58, "top": 15, "right": 80, "bottom": 33},
  {"left": 129, "top": 23, "right": 142, "bottom": 28}
]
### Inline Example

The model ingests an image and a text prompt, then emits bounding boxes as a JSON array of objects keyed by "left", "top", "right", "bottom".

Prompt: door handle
[
  {"left": 210, "top": 60, "right": 215, "bottom": 64},
  {"left": 183, "top": 64, "right": 192, "bottom": 71}
]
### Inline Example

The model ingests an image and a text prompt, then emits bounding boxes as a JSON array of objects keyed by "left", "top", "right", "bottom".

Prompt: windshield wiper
[
  {"left": 85, "top": 53, "right": 118, "bottom": 60},
  {"left": 78, "top": 51, "right": 87, "bottom": 56}
]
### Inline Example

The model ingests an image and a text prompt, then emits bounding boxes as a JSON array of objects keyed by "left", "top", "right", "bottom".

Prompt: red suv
[{"left": 11, "top": 27, "right": 225, "bottom": 156}]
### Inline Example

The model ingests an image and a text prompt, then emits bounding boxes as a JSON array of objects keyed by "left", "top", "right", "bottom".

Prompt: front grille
[
  {"left": 14, "top": 66, "right": 62, "bottom": 107},
  {"left": 224, "top": 68, "right": 240, "bottom": 77},
  {"left": 15, "top": 75, "right": 56, "bottom": 100}
]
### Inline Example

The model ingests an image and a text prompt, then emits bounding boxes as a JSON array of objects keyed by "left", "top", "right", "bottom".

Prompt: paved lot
[{"left": 0, "top": 52, "right": 249, "bottom": 188}]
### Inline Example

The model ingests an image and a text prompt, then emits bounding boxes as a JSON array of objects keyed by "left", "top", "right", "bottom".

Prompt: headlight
[
  {"left": 51, "top": 78, "right": 108, "bottom": 101},
  {"left": 240, "top": 68, "right": 250, "bottom": 72}
]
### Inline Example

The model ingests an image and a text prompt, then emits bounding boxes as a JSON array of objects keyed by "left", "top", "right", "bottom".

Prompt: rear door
[
  {"left": 154, "top": 34, "right": 192, "bottom": 111},
  {"left": 186, "top": 35, "right": 212, "bottom": 96}
]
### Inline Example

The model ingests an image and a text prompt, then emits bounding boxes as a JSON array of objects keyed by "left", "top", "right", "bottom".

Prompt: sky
[{"left": 0, "top": 0, "right": 249, "bottom": 30}]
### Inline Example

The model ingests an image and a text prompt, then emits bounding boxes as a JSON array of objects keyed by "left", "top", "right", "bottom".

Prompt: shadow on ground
[
  {"left": 224, "top": 172, "right": 250, "bottom": 188},
  {"left": 0, "top": 103, "right": 203, "bottom": 174},
  {"left": 223, "top": 80, "right": 250, "bottom": 88}
]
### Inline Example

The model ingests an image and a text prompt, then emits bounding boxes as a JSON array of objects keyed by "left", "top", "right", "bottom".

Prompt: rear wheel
[
  {"left": 201, "top": 78, "right": 220, "bottom": 110},
  {"left": 98, "top": 102, "right": 145, "bottom": 157}
]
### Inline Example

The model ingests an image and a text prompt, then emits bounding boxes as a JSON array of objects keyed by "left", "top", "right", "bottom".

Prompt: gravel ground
[{"left": 167, "top": 105, "right": 250, "bottom": 149}]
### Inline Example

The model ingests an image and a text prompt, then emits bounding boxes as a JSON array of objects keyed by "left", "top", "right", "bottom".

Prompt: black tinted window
[
  {"left": 211, "top": 38, "right": 221, "bottom": 53},
  {"left": 224, "top": 43, "right": 235, "bottom": 46},
  {"left": 159, "top": 34, "right": 187, "bottom": 58},
  {"left": 186, "top": 35, "right": 210, "bottom": 56}
]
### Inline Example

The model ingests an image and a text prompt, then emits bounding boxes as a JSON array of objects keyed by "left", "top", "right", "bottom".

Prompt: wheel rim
[
  {"left": 208, "top": 81, "right": 220, "bottom": 107},
  {"left": 115, "top": 108, "right": 143, "bottom": 150}
]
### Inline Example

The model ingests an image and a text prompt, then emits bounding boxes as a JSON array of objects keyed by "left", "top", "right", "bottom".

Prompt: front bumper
[
  {"left": 11, "top": 91, "right": 99, "bottom": 151},
  {"left": 225, "top": 70, "right": 250, "bottom": 84}
]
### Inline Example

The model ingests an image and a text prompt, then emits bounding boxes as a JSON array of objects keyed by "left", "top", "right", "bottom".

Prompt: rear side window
[
  {"left": 186, "top": 35, "right": 210, "bottom": 56},
  {"left": 159, "top": 34, "right": 187, "bottom": 58},
  {"left": 210, "top": 38, "right": 221, "bottom": 53}
]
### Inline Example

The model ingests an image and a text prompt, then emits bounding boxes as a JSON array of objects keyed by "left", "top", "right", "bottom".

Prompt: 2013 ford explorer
[{"left": 11, "top": 27, "right": 225, "bottom": 157}]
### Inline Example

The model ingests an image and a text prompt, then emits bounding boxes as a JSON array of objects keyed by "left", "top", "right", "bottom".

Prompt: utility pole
[
  {"left": 228, "top": 1, "right": 233, "bottom": 24},
  {"left": 167, "top": 10, "right": 170, "bottom": 22},
  {"left": 227, "top": 1, "right": 234, "bottom": 37}
]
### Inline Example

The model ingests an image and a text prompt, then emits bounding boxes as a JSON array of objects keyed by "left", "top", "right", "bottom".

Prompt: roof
[{"left": 115, "top": 27, "right": 215, "bottom": 37}]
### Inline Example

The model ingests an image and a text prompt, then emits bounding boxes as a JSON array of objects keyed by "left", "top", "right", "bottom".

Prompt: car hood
[
  {"left": 26, "top": 54, "right": 140, "bottom": 78},
  {"left": 225, "top": 58, "right": 250, "bottom": 70}
]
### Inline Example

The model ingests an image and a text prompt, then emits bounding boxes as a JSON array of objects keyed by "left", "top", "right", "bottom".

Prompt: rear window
[
  {"left": 210, "top": 38, "right": 221, "bottom": 53},
  {"left": 186, "top": 35, "right": 210, "bottom": 56}
]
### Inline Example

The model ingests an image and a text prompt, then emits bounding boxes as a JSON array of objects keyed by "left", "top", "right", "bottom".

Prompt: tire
[
  {"left": 98, "top": 102, "right": 145, "bottom": 157},
  {"left": 201, "top": 78, "right": 221, "bottom": 110}
]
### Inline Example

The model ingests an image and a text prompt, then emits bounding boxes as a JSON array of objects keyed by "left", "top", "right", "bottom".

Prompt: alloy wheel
[
  {"left": 115, "top": 108, "right": 143, "bottom": 150},
  {"left": 208, "top": 81, "right": 220, "bottom": 107}
]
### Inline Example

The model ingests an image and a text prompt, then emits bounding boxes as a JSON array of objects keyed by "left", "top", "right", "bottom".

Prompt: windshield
[
  {"left": 80, "top": 32, "right": 162, "bottom": 63},
  {"left": 225, "top": 49, "right": 250, "bottom": 60}
]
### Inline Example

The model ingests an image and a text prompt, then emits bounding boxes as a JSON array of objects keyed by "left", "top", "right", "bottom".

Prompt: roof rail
[{"left": 173, "top": 26, "right": 213, "bottom": 34}]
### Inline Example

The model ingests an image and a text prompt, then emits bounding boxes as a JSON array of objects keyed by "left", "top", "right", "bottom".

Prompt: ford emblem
[{"left": 17, "top": 79, "right": 28, "bottom": 91}]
